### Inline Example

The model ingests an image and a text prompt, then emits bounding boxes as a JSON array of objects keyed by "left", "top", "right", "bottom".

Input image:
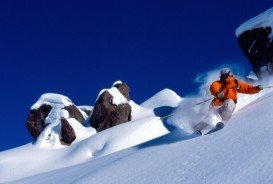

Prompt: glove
[
  {"left": 216, "top": 91, "right": 225, "bottom": 99},
  {"left": 256, "top": 85, "right": 263, "bottom": 91}
]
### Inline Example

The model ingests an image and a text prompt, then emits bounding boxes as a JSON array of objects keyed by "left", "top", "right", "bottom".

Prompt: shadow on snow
[{"left": 137, "top": 106, "right": 199, "bottom": 149}]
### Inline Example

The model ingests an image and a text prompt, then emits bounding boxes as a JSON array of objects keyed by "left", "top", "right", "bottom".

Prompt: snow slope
[
  {"left": 0, "top": 89, "right": 180, "bottom": 183},
  {"left": 1, "top": 83, "right": 273, "bottom": 183},
  {"left": 8, "top": 90, "right": 273, "bottom": 184}
]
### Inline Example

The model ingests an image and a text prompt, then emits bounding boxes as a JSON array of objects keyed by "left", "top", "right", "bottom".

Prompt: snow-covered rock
[
  {"left": 236, "top": 7, "right": 273, "bottom": 78},
  {"left": 235, "top": 7, "right": 273, "bottom": 37},
  {"left": 26, "top": 93, "right": 95, "bottom": 147},
  {"left": 89, "top": 81, "right": 132, "bottom": 131}
]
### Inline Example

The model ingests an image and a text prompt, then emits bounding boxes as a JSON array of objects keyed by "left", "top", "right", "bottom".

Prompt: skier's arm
[
  {"left": 210, "top": 81, "right": 222, "bottom": 96},
  {"left": 237, "top": 81, "right": 261, "bottom": 94}
]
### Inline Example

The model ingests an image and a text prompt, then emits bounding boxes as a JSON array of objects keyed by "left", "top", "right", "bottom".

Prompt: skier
[{"left": 195, "top": 68, "right": 263, "bottom": 135}]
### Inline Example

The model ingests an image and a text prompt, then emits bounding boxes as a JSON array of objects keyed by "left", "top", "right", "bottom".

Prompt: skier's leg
[
  {"left": 193, "top": 121, "right": 209, "bottom": 135},
  {"left": 217, "top": 99, "right": 236, "bottom": 121},
  {"left": 193, "top": 105, "right": 220, "bottom": 135}
]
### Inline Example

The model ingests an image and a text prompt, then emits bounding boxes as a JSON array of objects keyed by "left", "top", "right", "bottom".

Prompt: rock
[
  {"left": 61, "top": 118, "right": 76, "bottom": 144},
  {"left": 26, "top": 104, "right": 52, "bottom": 139},
  {"left": 90, "top": 85, "right": 131, "bottom": 132},
  {"left": 238, "top": 26, "right": 273, "bottom": 78},
  {"left": 63, "top": 105, "right": 85, "bottom": 123}
]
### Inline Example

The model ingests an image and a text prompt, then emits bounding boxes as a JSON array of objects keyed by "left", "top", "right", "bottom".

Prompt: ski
[{"left": 205, "top": 122, "right": 224, "bottom": 135}]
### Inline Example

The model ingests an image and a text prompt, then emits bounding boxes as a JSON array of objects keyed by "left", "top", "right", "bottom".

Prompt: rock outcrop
[
  {"left": 236, "top": 7, "right": 273, "bottom": 79},
  {"left": 26, "top": 82, "right": 132, "bottom": 145},
  {"left": 26, "top": 93, "right": 88, "bottom": 145},
  {"left": 90, "top": 82, "right": 131, "bottom": 132},
  {"left": 237, "top": 27, "right": 273, "bottom": 78}
]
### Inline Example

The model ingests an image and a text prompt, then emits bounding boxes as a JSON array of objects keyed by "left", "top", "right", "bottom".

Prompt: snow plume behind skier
[{"left": 168, "top": 67, "right": 272, "bottom": 134}]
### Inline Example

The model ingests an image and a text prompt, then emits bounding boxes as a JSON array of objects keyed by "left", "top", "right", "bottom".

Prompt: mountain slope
[
  {"left": 7, "top": 91, "right": 273, "bottom": 184},
  {"left": 0, "top": 89, "right": 181, "bottom": 183}
]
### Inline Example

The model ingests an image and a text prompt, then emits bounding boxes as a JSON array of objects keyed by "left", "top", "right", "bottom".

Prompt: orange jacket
[{"left": 210, "top": 75, "right": 260, "bottom": 106}]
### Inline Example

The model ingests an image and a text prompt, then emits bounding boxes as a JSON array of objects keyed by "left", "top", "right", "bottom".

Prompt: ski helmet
[{"left": 220, "top": 68, "right": 231, "bottom": 79}]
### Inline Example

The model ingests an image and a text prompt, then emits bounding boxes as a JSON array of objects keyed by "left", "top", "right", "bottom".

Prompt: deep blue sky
[{"left": 0, "top": 0, "right": 272, "bottom": 151}]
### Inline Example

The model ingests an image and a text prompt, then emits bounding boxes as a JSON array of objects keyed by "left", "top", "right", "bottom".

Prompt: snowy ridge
[{"left": 236, "top": 7, "right": 273, "bottom": 37}]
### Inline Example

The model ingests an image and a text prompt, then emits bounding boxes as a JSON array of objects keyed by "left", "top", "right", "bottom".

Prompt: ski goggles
[{"left": 220, "top": 72, "right": 231, "bottom": 79}]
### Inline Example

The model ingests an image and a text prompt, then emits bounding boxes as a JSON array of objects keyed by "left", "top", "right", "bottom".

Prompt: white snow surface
[
  {"left": 141, "top": 88, "right": 182, "bottom": 108},
  {"left": 1, "top": 78, "right": 273, "bottom": 183},
  {"left": 236, "top": 7, "right": 273, "bottom": 37},
  {"left": 31, "top": 93, "right": 73, "bottom": 110}
]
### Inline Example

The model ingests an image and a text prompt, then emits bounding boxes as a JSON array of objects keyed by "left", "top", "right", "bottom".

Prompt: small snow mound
[
  {"left": 141, "top": 88, "right": 182, "bottom": 108},
  {"left": 236, "top": 7, "right": 273, "bottom": 37},
  {"left": 31, "top": 93, "right": 73, "bottom": 110},
  {"left": 75, "top": 116, "right": 169, "bottom": 157}
]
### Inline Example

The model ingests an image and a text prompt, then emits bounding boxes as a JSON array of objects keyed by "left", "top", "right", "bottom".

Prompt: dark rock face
[
  {"left": 90, "top": 90, "right": 131, "bottom": 132},
  {"left": 238, "top": 26, "right": 273, "bottom": 78},
  {"left": 61, "top": 118, "right": 76, "bottom": 144},
  {"left": 114, "top": 83, "right": 130, "bottom": 101},
  {"left": 63, "top": 105, "right": 85, "bottom": 123},
  {"left": 26, "top": 104, "right": 52, "bottom": 139}
]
